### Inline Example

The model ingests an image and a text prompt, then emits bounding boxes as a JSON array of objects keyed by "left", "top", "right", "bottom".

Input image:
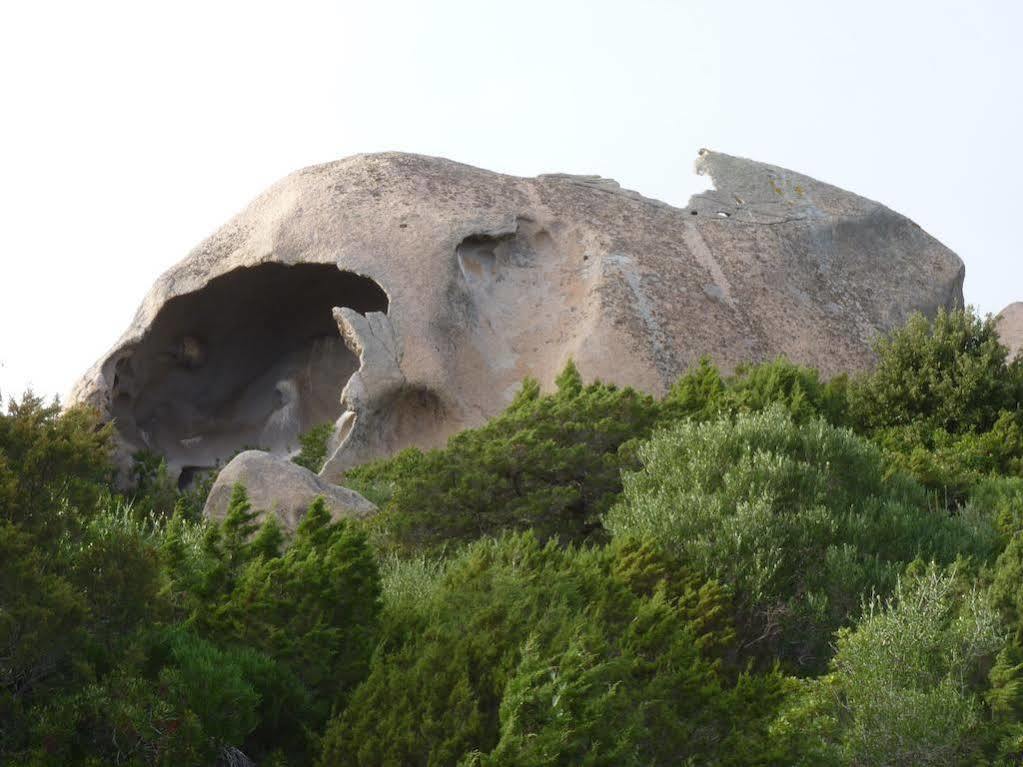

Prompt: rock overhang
[
  {"left": 71, "top": 149, "right": 966, "bottom": 486},
  {"left": 102, "top": 263, "right": 388, "bottom": 484}
]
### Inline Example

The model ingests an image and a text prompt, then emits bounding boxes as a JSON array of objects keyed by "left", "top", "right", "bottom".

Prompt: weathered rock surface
[
  {"left": 997, "top": 303, "right": 1023, "bottom": 359},
  {"left": 70, "top": 149, "right": 965, "bottom": 484},
  {"left": 203, "top": 450, "right": 376, "bottom": 532}
]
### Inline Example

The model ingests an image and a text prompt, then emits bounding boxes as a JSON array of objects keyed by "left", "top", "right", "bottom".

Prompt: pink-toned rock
[{"left": 70, "top": 150, "right": 964, "bottom": 485}]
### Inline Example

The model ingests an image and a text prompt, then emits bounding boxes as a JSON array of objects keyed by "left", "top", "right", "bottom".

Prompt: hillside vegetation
[{"left": 5, "top": 308, "right": 1023, "bottom": 765}]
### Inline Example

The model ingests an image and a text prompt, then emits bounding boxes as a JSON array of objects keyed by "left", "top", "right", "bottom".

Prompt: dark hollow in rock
[{"left": 109, "top": 264, "right": 388, "bottom": 474}]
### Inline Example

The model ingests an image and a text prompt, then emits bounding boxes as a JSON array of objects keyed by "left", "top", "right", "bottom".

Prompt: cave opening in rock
[{"left": 109, "top": 264, "right": 388, "bottom": 478}]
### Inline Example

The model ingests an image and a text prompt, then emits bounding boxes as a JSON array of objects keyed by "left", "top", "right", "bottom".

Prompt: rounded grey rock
[{"left": 203, "top": 450, "right": 376, "bottom": 532}]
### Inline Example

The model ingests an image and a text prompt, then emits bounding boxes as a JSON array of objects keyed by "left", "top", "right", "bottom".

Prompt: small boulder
[{"left": 203, "top": 450, "right": 376, "bottom": 532}]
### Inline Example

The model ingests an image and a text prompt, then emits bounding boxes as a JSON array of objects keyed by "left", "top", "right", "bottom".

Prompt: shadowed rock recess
[
  {"left": 97, "top": 263, "right": 387, "bottom": 486},
  {"left": 71, "top": 150, "right": 965, "bottom": 485}
]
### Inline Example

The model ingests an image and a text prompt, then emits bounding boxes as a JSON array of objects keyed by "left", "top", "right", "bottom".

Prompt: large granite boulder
[
  {"left": 70, "top": 149, "right": 964, "bottom": 485},
  {"left": 203, "top": 450, "right": 376, "bottom": 532},
  {"left": 997, "top": 303, "right": 1023, "bottom": 359}
]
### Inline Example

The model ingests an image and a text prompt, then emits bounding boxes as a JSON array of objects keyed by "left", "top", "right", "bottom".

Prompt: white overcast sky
[{"left": 1, "top": 0, "right": 1020, "bottom": 400}]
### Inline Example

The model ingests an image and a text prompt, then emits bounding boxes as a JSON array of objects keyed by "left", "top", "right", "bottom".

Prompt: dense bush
[
  {"left": 665, "top": 356, "right": 849, "bottom": 426},
  {"left": 0, "top": 395, "right": 381, "bottom": 765},
  {"left": 772, "top": 565, "right": 1004, "bottom": 766},
  {"left": 320, "top": 533, "right": 788, "bottom": 766},
  {"left": 872, "top": 411, "right": 1023, "bottom": 499},
  {"left": 6, "top": 306, "right": 1023, "bottom": 765},
  {"left": 848, "top": 309, "right": 1023, "bottom": 499},
  {"left": 606, "top": 406, "right": 997, "bottom": 672},
  {"left": 346, "top": 362, "right": 662, "bottom": 550},
  {"left": 203, "top": 494, "right": 382, "bottom": 724},
  {"left": 347, "top": 357, "right": 855, "bottom": 555},
  {"left": 0, "top": 393, "right": 112, "bottom": 536},
  {"left": 849, "top": 308, "right": 1020, "bottom": 436}
]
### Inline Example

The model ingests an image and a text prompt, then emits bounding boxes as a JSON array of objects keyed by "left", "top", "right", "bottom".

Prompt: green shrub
[
  {"left": 990, "top": 530, "right": 1023, "bottom": 637},
  {"left": 347, "top": 361, "right": 662, "bottom": 551},
  {"left": 32, "top": 627, "right": 284, "bottom": 766},
  {"left": 0, "top": 392, "right": 113, "bottom": 537},
  {"left": 32, "top": 667, "right": 208, "bottom": 767},
  {"left": 293, "top": 422, "right": 334, "bottom": 474},
  {"left": 665, "top": 356, "right": 848, "bottom": 425},
  {"left": 130, "top": 449, "right": 216, "bottom": 523},
  {"left": 847, "top": 308, "right": 1023, "bottom": 499},
  {"left": 869, "top": 410, "right": 1023, "bottom": 501},
  {"left": 964, "top": 476, "right": 1023, "bottom": 544},
  {"left": 849, "top": 308, "right": 1020, "bottom": 435},
  {"left": 320, "top": 533, "right": 787, "bottom": 766},
  {"left": 772, "top": 565, "right": 1003, "bottom": 766},
  {"left": 0, "top": 520, "right": 87, "bottom": 749},
  {"left": 0, "top": 397, "right": 381, "bottom": 764},
  {"left": 207, "top": 498, "right": 382, "bottom": 715},
  {"left": 10, "top": 307, "right": 1023, "bottom": 764},
  {"left": 606, "top": 407, "right": 995, "bottom": 672},
  {"left": 970, "top": 481, "right": 1023, "bottom": 761}
]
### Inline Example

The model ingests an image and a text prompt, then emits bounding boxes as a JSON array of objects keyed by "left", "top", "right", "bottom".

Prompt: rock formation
[
  {"left": 997, "top": 303, "right": 1023, "bottom": 359},
  {"left": 70, "top": 149, "right": 965, "bottom": 486},
  {"left": 203, "top": 450, "right": 376, "bottom": 532}
]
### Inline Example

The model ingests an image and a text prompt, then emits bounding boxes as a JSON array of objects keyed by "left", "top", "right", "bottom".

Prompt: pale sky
[{"left": 1, "top": 0, "right": 1020, "bottom": 400}]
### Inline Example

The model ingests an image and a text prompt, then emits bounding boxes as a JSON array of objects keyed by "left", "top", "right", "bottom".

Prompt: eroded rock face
[
  {"left": 71, "top": 150, "right": 965, "bottom": 485},
  {"left": 203, "top": 450, "right": 376, "bottom": 532},
  {"left": 103, "top": 265, "right": 386, "bottom": 479},
  {"left": 997, "top": 303, "right": 1023, "bottom": 359}
]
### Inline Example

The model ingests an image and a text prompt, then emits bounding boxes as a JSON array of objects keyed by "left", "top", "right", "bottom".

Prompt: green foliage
[
  {"left": 988, "top": 521, "right": 1023, "bottom": 645},
  {"left": 772, "top": 565, "right": 1003, "bottom": 766},
  {"left": 130, "top": 449, "right": 217, "bottom": 523},
  {"left": 248, "top": 513, "right": 285, "bottom": 561},
  {"left": 31, "top": 627, "right": 289, "bottom": 766},
  {"left": 221, "top": 483, "right": 260, "bottom": 569},
  {"left": 999, "top": 553, "right": 1023, "bottom": 631},
  {"left": 0, "top": 519, "right": 87, "bottom": 746},
  {"left": 350, "top": 356, "right": 853, "bottom": 557},
  {"left": 666, "top": 356, "right": 848, "bottom": 425},
  {"left": 850, "top": 308, "right": 1019, "bottom": 435},
  {"left": 321, "top": 533, "right": 787, "bottom": 766},
  {"left": 0, "top": 478, "right": 164, "bottom": 760},
  {"left": 0, "top": 390, "right": 383, "bottom": 765},
  {"left": 293, "top": 421, "right": 335, "bottom": 473},
  {"left": 150, "top": 495, "right": 383, "bottom": 763},
  {"left": 154, "top": 630, "right": 265, "bottom": 757},
  {"left": 872, "top": 410, "right": 1023, "bottom": 499},
  {"left": 347, "top": 361, "right": 662, "bottom": 551},
  {"left": 606, "top": 406, "right": 994, "bottom": 672},
  {"left": 971, "top": 476, "right": 1023, "bottom": 541},
  {"left": 10, "top": 308, "right": 1023, "bottom": 765},
  {"left": 130, "top": 450, "right": 180, "bottom": 515},
  {"left": 979, "top": 478, "right": 1023, "bottom": 761},
  {"left": 207, "top": 498, "right": 382, "bottom": 720},
  {"left": 847, "top": 308, "right": 1023, "bottom": 499},
  {"left": 0, "top": 392, "right": 113, "bottom": 537}
]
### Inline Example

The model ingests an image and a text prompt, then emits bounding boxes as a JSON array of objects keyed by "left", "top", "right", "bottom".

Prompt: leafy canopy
[
  {"left": 321, "top": 533, "right": 787, "bottom": 767},
  {"left": 347, "top": 361, "right": 662, "bottom": 550},
  {"left": 606, "top": 406, "right": 995, "bottom": 672}
]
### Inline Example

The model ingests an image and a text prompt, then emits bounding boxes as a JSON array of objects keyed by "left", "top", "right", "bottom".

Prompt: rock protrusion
[
  {"left": 997, "top": 303, "right": 1023, "bottom": 359},
  {"left": 202, "top": 450, "right": 376, "bottom": 532}
]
